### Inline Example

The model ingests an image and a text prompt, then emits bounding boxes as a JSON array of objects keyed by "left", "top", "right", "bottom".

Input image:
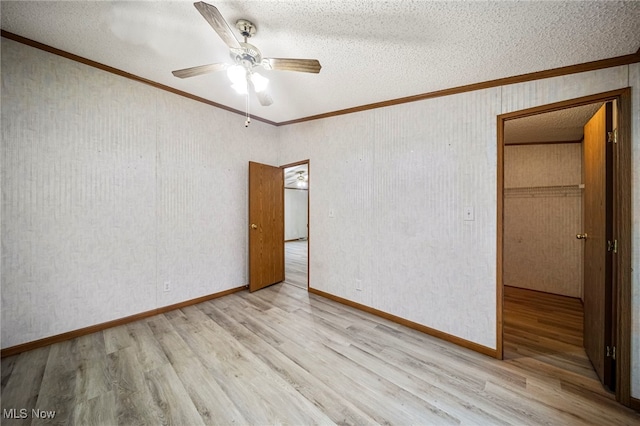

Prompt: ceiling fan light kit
[
  {"left": 250, "top": 72, "right": 269, "bottom": 93},
  {"left": 172, "top": 1, "right": 322, "bottom": 126},
  {"left": 296, "top": 171, "right": 308, "bottom": 188}
]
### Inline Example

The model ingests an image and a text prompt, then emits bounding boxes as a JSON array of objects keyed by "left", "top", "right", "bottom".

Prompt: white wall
[
  {"left": 278, "top": 65, "right": 639, "bottom": 398},
  {"left": 285, "top": 189, "right": 308, "bottom": 240},
  {"left": 1, "top": 38, "right": 278, "bottom": 348},
  {"left": 503, "top": 143, "right": 583, "bottom": 298}
]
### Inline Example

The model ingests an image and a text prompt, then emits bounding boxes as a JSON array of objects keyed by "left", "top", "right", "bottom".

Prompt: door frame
[
  {"left": 281, "top": 159, "right": 310, "bottom": 290},
  {"left": 496, "top": 88, "right": 632, "bottom": 406}
]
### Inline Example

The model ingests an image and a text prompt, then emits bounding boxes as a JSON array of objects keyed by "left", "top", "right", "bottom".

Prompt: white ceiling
[{"left": 1, "top": 1, "right": 639, "bottom": 124}]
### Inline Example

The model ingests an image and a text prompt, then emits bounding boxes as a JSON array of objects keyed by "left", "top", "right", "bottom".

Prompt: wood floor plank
[
  {"left": 107, "top": 346, "right": 163, "bottom": 426},
  {"left": 70, "top": 390, "right": 116, "bottom": 426},
  {"left": 145, "top": 314, "right": 175, "bottom": 336},
  {"left": 0, "top": 347, "right": 50, "bottom": 426},
  {"left": 221, "top": 295, "right": 460, "bottom": 424},
  {"left": 209, "top": 301, "right": 413, "bottom": 424},
  {"left": 32, "top": 340, "right": 79, "bottom": 425},
  {"left": 107, "top": 346, "right": 148, "bottom": 395},
  {"left": 103, "top": 325, "right": 134, "bottom": 354},
  {"left": 144, "top": 364, "right": 205, "bottom": 426},
  {"left": 1, "top": 355, "right": 17, "bottom": 392},
  {"left": 147, "top": 315, "right": 248, "bottom": 424},
  {"left": 174, "top": 312, "right": 334, "bottom": 425},
  {"left": 125, "top": 320, "right": 170, "bottom": 373},
  {"left": 336, "top": 318, "right": 556, "bottom": 425},
  {"left": 74, "top": 356, "right": 111, "bottom": 402},
  {"left": 75, "top": 333, "right": 107, "bottom": 362},
  {"left": 202, "top": 302, "right": 379, "bottom": 425},
  {"left": 112, "top": 389, "right": 161, "bottom": 426},
  {"left": 327, "top": 339, "right": 508, "bottom": 425}
]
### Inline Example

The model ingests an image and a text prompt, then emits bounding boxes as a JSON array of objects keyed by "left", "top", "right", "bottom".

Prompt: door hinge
[
  {"left": 606, "top": 345, "right": 617, "bottom": 360},
  {"left": 607, "top": 239, "right": 618, "bottom": 253},
  {"left": 607, "top": 129, "right": 618, "bottom": 144}
]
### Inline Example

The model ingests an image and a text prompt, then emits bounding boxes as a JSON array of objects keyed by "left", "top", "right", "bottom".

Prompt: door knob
[
  {"left": 576, "top": 233, "right": 588, "bottom": 240},
  {"left": 250, "top": 224, "right": 258, "bottom": 230}
]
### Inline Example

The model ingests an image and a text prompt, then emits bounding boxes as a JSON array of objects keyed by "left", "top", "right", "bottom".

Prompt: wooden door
[
  {"left": 248, "top": 161, "right": 284, "bottom": 292},
  {"left": 582, "top": 102, "right": 614, "bottom": 388}
]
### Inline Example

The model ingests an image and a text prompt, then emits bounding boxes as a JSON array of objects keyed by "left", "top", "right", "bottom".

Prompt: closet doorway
[
  {"left": 282, "top": 161, "right": 309, "bottom": 290},
  {"left": 501, "top": 102, "right": 602, "bottom": 392},
  {"left": 497, "top": 89, "right": 632, "bottom": 406}
]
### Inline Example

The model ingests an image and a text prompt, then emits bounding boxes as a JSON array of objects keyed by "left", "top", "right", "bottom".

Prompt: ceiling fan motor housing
[{"left": 231, "top": 42, "right": 263, "bottom": 69}]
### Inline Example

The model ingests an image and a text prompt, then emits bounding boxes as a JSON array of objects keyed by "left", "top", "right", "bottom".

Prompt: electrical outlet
[
  {"left": 356, "top": 279, "right": 362, "bottom": 291},
  {"left": 163, "top": 281, "right": 171, "bottom": 292}
]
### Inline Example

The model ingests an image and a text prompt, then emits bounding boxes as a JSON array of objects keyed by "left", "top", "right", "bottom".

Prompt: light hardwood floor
[
  {"left": 284, "top": 240, "right": 308, "bottom": 290},
  {"left": 503, "top": 286, "right": 594, "bottom": 378},
  {"left": 2, "top": 283, "right": 639, "bottom": 425}
]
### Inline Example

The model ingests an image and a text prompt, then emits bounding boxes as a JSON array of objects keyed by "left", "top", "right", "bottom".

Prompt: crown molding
[
  {"left": 0, "top": 30, "right": 277, "bottom": 126},
  {"left": 278, "top": 51, "right": 640, "bottom": 126},
  {"left": 3, "top": 30, "right": 639, "bottom": 127}
]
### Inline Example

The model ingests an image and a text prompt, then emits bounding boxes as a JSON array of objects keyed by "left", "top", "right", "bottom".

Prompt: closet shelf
[
  {"left": 505, "top": 184, "right": 583, "bottom": 191},
  {"left": 504, "top": 184, "right": 583, "bottom": 198}
]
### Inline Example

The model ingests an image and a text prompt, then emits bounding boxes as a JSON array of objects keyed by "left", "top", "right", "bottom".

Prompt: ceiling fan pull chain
[{"left": 245, "top": 91, "right": 251, "bottom": 127}]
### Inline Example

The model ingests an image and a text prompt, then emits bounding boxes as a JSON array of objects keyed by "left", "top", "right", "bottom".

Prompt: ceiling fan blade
[
  {"left": 194, "top": 1, "right": 241, "bottom": 49},
  {"left": 172, "top": 63, "right": 228, "bottom": 79},
  {"left": 263, "top": 58, "right": 322, "bottom": 74}
]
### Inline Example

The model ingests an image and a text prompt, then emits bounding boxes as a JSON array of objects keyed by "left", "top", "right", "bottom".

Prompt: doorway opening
[
  {"left": 501, "top": 102, "right": 601, "bottom": 388},
  {"left": 282, "top": 161, "right": 309, "bottom": 291},
  {"left": 496, "top": 89, "right": 632, "bottom": 406}
]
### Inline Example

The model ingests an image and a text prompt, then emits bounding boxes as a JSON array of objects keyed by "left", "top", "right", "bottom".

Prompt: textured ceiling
[
  {"left": 504, "top": 103, "right": 604, "bottom": 145},
  {"left": 1, "top": 1, "right": 639, "bottom": 123}
]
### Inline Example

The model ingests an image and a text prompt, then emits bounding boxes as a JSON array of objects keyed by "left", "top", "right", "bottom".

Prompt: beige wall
[{"left": 503, "top": 143, "right": 583, "bottom": 298}]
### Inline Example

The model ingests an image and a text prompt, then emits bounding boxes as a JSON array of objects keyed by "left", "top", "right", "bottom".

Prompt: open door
[
  {"left": 248, "top": 161, "right": 284, "bottom": 292},
  {"left": 582, "top": 102, "right": 615, "bottom": 389}
]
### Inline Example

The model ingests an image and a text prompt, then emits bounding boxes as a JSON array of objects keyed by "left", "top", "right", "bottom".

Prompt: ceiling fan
[{"left": 172, "top": 1, "right": 322, "bottom": 110}]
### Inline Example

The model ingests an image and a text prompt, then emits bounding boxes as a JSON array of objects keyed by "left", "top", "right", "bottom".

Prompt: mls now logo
[{"left": 3, "top": 408, "right": 56, "bottom": 419}]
